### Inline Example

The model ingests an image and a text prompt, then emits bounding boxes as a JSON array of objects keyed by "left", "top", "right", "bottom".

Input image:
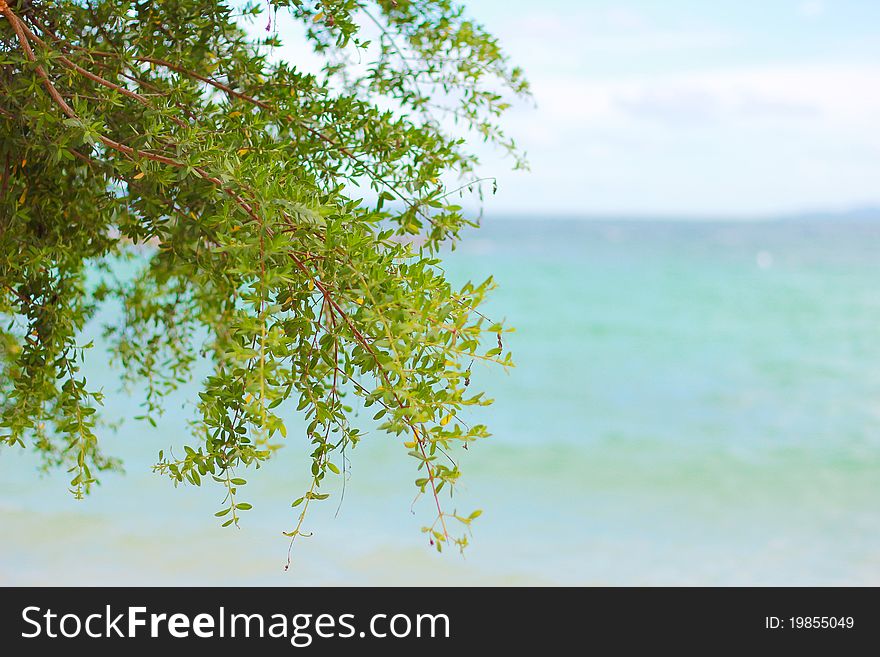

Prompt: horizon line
[{"left": 478, "top": 207, "right": 880, "bottom": 223}]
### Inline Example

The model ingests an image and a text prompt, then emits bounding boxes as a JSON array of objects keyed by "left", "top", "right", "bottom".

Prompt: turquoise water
[{"left": 2, "top": 218, "right": 880, "bottom": 585}]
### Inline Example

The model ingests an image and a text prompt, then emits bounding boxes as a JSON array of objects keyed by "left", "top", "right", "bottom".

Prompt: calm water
[{"left": 2, "top": 219, "right": 880, "bottom": 585}]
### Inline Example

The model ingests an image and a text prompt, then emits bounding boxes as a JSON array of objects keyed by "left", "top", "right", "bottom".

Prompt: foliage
[{"left": 0, "top": 0, "right": 527, "bottom": 560}]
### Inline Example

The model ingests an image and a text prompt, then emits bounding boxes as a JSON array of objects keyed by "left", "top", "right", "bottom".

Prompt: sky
[
  {"left": 465, "top": 0, "right": 880, "bottom": 217},
  {"left": 263, "top": 1, "right": 880, "bottom": 218}
]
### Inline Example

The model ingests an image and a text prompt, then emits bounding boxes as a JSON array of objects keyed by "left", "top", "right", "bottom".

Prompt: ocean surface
[{"left": 2, "top": 218, "right": 880, "bottom": 586}]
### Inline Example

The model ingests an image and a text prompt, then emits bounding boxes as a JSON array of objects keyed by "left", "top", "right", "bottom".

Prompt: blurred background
[{"left": 3, "top": 0, "right": 880, "bottom": 585}]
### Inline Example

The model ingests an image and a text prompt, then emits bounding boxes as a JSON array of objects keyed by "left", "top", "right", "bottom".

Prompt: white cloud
[
  {"left": 798, "top": 1, "right": 825, "bottom": 19},
  {"left": 529, "top": 65, "right": 880, "bottom": 128},
  {"left": 615, "top": 66, "right": 880, "bottom": 125},
  {"left": 477, "top": 64, "right": 880, "bottom": 215}
]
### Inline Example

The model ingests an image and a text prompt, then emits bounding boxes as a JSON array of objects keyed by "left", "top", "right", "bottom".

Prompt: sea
[{"left": 2, "top": 218, "right": 880, "bottom": 585}]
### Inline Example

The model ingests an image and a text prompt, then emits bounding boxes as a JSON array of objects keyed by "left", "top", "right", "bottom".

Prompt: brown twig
[{"left": 286, "top": 252, "right": 450, "bottom": 540}]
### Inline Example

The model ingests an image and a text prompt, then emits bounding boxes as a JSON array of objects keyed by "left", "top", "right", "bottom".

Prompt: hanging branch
[{"left": 0, "top": 0, "right": 525, "bottom": 561}]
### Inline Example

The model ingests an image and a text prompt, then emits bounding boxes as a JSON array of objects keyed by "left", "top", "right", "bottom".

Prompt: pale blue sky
[
  {"left": 263, "top": 1, "right": 880, "bottom": 217},
  {"left": 463, "top": 0, "right": 880, "bottom": 217}
]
